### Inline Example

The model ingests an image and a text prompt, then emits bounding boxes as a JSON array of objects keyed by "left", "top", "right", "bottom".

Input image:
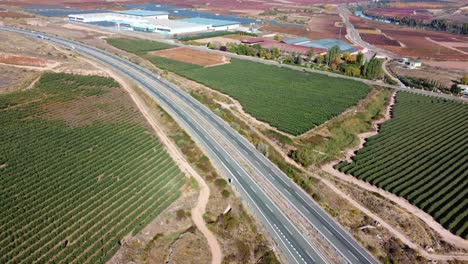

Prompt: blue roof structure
[
  {"left": 118, "top": 9, "right": 168, "bottom": 16},
  {"left": 179, "top": 17, "right": 239, "bottom": 27},
  {"left": 283, "top": 37, "right": 310, "bottom": 44},
  {"left": 299, "top": 39, "right": 357, "bottom": 53}
]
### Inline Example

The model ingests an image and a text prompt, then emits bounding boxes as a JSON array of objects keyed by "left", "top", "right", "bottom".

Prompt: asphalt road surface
[{"left": 1, "top": 26, "right": 382, "bottom": 264}]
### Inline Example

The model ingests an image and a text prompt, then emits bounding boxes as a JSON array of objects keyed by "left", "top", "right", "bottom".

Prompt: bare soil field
[
  {"left": 350, "top": 15, "right": 468, "bottom": 60},
  {"left": 420, "top": 60, "right": 468, "bottom": 71},
  {"left": 0, "top": 65, "right": 39, "bottom": 93},
  {"left": 0, "top": 51, "right": 52, "bottom": 67},
  {"left": 150, "top": 47, "right": 230, "bottom": 67},
  {"left": 194, "top": 36, "right": 241, "bottom": 46},
  {"left": 388, "top": 60, "right": 466, "bottom": 88},
  {"left": 261, "top": 13, "right": 348, "bottom": 41}
]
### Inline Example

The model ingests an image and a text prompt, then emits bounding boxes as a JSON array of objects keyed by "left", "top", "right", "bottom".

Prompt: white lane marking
[
  {"left": 265, "top": 203, "right": 274, "bottom": 213},
  {"left": 348, "top": 250, "right": 359, "bottom": 262}
]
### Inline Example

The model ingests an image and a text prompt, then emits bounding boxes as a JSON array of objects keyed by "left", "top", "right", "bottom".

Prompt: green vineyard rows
[
  {"left": 106, "top": 38, "right": 175, "bottom": 55},
  {"left": 337, "top": 92, "right": 468, "bottom": 238},
  {"left": 146, "top": 56, "right": 371, "bottom": 135},
  {"left": 0, "top": 73, "right": 185, "bottom": 263}
]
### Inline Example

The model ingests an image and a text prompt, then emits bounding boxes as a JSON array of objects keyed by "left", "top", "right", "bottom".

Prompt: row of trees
[
  {"left": 209, "top": 41, "right": 385, "bottom": 81},
  {"left": 361, "top": 11, "right": 468, "bottom": 35}
]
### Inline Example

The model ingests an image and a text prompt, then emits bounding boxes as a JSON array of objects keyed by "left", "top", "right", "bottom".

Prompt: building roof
[
  {"left": 298, "top": 38, "right": 356, "bottom": 53},
  {"left": 283, "top": 37, "right": 310, "bottom": 44},
  {"left": 179, "top": 17, "right": 239, "bottom": 27},
  {"left": 259, "top": 40, "right": 326, "bottom": 54},
  {"left": 118, "top": 9, "right": 168, "bottom": 16}
]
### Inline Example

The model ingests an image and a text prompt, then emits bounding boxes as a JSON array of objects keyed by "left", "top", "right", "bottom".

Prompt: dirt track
[{"left": 79, "top": 57, "right": 222, "bottom": 264}]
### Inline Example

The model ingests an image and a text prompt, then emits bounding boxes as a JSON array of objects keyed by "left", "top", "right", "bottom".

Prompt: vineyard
[
  {"left": 146, "top": 56, "right": 371, "bottom": 135},
  {"left": 337, "top": 92, "right": 467, "bottom": 238},
  {"left": 105, "top": 38, "right": 174, "bottom": 55},
  {"left": 0, "top": 73, "right": 185, "bottom": 263}
]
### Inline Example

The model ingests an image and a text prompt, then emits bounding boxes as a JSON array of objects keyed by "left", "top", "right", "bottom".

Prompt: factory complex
[{"left": 68, "top": 9, "right": 241, "bottom": 35}]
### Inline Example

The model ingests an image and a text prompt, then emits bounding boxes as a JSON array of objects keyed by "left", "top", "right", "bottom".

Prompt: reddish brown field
[
  {"left": 261, "top": 13, "right": 347, "bottom": 41},
  {"left": 350, "top": 15, "right": 468, "bottom": 60},
  {"left": 360, "top": 33, "right": 400, "bottom": 46},
  {"left": 0, "top": 52, "right": 50, "bottom": 67},
  {"left": 149, "top": 47, "right": 229, "bottom": 67},
  {"left": 0, "top": 10, "right": 31, "bottom": 18}
]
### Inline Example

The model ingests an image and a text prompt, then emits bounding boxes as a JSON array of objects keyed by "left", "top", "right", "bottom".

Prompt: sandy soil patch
[
  {"left": 150, "top": 47, "right": 230, "bottom": 67},
  {"left": 62, "top": 23, "right": 115, "bottom": 35}
]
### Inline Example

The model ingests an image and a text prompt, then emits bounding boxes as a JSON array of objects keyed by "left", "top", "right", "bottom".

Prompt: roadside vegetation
[
  {"left": 0, "top": 73, "right": 185, "bottom": 263},
  {"left": 290, "top": 88, "right": 393, "bottom": 166},
  {"left": 145, "top": 57, "right": 371, "bottom": 135},
  {"left": 337, "top": 92, "right": 468, "bottom": 239},
  {"left": 133, "top": 87, "right": 280, "bottom": 263}
]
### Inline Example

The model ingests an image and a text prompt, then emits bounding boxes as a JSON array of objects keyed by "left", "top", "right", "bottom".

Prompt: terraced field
[
  {"left": 0, "top": 73, "right": 185, "bottom": 263},
  {"left": 147, "top": 56, "right": 371, "bottom": 135},
  {"left": 337, "top": 92, "right": 468, "bottom": 238}
]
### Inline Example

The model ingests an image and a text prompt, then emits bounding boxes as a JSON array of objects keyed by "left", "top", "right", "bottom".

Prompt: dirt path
[
  {"left": 80, "top": 57, "right": 222, "bottom": 264},
  {"left": 426, "top": 37, "right": 468, "bottom": 55}
]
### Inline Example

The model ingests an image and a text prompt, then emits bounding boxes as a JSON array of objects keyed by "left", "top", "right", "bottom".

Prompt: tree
[
  {"left": 362, "top": 58, "right": 384, "bottom": 80},
  {"left": 315, "top": 54, "right": 324, "bottom": 64},
  {"left": 274, "top": 34, "right": 282, "bottom": 41},
  {"left": 356, "top": 51, "right": 364, "bottom": 66},
  {"left": 326, "top": 45, "right": 341, "bottom": 66},
  {"left": 343, "top": 52, "right": 351, "bottom": 62},
  {"left": 461, "top": 74, "right": 468, "bottom": 85},
  {"left": 450, "top": 84, "right": 461, "bottom": 95},
  {"left": 292, "top": 53, "right": 303, "bottom": 65},
  {"left": 344, "top": 65, "right": 361, "bottom": 77},
  {"left": 309, "top": 48, "right": 315, "bottom": 58},
  {"left": 271, "top": 47, "right": 281, "bottom": 59}
]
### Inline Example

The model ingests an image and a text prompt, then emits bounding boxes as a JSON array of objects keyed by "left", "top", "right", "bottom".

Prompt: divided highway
[{"left": 1, "top": 26, "right": 379, "bottom": 264}]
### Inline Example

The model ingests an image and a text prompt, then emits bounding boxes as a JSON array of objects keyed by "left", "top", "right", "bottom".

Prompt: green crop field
[
  {"left": 147, "top": 56, "right": 371, "bottom": 135},
  {"left": 337, "top": 92, "right": 468, "bottom": 238},
  {"left": 0, "top": 73, "right": 185, "bottom": 263},
  {"left": 106, "top": 38, "right": 174, "bottom": 55}
]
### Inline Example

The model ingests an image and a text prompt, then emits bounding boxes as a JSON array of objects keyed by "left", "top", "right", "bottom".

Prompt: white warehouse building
[{"left": 68, "top": 9, "right": 240, "bottom": 35}]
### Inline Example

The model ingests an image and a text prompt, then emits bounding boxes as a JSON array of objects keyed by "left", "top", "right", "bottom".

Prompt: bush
[
  {"left": 214, "top": 178, "right": 228, "bottom": 188},
  {"left": 221, "top": 189, "right": 231, "bottom": 198}
]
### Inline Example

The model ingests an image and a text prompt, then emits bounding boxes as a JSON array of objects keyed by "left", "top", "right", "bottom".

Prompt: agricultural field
[
  {"left": 0, "top": 73, "right": 185, "bottom": 263},
  {"left": 149, "top": 47, "right": 230, "bottom": 67},
  {"left": 337, "top": 92, "right": 468, "bottom": 239},
  {"left": 105, "top": 38, "right": 174, "bottom": 55},
  {"left": 360, "top": 33, "right": 401, "bottom": 47},
  {"left": 350, "top": 15, "right": 468, "bottom": 60},
  {"left": 145, "top": 56, "right": 371, "bottom": 135}
]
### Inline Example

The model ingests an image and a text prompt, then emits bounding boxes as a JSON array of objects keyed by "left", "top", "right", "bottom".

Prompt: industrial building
[{"left": 68, "top": 9, "right": 240, "bottom": 35}]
